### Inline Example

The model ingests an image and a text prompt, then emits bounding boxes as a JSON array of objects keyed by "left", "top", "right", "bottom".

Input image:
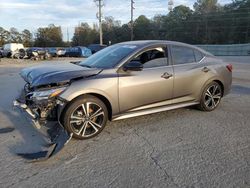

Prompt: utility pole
[
  {"left": 94, "top": 0, "right": 103, "bottom": 45},
  {"left": 67, "top": 27, "right": 69, "bottom": 45},
  {"left": 131, "top": 0, "right": 135, "bottom": 41}
]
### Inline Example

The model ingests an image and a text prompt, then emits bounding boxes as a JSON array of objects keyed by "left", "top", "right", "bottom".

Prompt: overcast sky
[{"left": 0, "top": 0, "right": 232, "bottom": 41}]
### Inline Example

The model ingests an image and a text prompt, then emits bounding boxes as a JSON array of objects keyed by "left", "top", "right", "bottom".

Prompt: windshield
[{"left": 79, "top": 44, "right": 138, "bottom": 69}]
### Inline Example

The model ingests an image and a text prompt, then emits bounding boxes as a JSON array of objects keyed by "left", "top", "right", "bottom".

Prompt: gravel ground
[{"left": 0, "top": 57, "right": 249, "bottom": 188}]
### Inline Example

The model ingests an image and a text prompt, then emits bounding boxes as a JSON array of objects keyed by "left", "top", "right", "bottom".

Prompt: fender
[{"left": 58, "top": 71, "right": 119, "bottom": 117}]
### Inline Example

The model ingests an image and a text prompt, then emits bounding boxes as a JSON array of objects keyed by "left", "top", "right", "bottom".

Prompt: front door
[{"left": 118, "top": 45, "right": 174, "bottom": 113}]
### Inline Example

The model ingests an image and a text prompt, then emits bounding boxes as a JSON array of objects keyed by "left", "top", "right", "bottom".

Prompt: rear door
[
  {"left": 118, "top": 45, "right": 174, "bottom": 113},
  {"left": 170, "top": 45, "right": 211, "bottom": 103}
]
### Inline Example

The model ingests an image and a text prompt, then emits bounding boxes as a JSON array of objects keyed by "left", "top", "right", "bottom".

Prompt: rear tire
[
  {"left": 197, "top": 81, "right": 222, "bottom": 111},
  {"left": 62, "top": 95, "right": 108, "bottom": 140}
]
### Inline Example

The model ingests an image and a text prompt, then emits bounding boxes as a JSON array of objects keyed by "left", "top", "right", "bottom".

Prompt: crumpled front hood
[{"left": 20, "top": 62, "right": 102, "bottom": 87}]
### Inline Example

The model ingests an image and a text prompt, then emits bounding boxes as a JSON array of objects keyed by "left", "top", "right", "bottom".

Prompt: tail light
[{"left": 226, "top": 64, "right": 233, "bottom": 72}]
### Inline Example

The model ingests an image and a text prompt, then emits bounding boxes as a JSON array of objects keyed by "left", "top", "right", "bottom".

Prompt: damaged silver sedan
[{"left": 13, "top": 40, "right": 232, "bottom": 160}]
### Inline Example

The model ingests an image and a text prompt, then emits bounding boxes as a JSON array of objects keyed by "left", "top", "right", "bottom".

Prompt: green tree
[
  {"left": 192, "top": 0, "right": 222, "bottom": 44},
  {"left": 22, "top": 29, "right": 33, "bottom": 47},
  {"left": 72, "top": 23, "right": 98, "bottom": 46},
  {"left": 9, "top": 27, "right": 22, "bottom": 43},
  {"left": 164, "top": 5, "right": 193, "bottom": 43},
  {"left": 134, "top": 15, "right": 152, "bottom": 40},
  {"left": 223, "top": 0, "right": 250, "bottom": 43},
  {"left": 194, "top": 0, "right": 220, "bottom": 13},
  {"left": 102, "top": 16, "right": 122, "bottom": 44},
  {"left": 150, "top": 15, "right": 167, "bottom": 40},
  {"left": 0, "top": 27, "right": 10, "bottom": 46},
  {"left": 34, "top": 24, "right": 64, "bottom": 47}
]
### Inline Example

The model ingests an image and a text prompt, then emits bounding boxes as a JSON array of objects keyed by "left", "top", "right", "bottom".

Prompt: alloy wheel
[
  {"left": 204, "top": 84, "right": 222, "bottom": 109},
  {"left": 69, "top": 102, "right": 105, "bottom": 138}
]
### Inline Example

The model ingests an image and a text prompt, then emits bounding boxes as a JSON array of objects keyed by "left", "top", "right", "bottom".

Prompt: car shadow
[
  {"left": 231, "top": 84, "right": 250, "bottom": 95},
  {"left": 1, "top": 109, "right": 50, "bottom": 155},
  {"left": 0, "top": 72, "right": 52, "bottom": 157}
]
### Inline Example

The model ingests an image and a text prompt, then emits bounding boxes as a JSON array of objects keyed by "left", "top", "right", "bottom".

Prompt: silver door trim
[{"left": 112, "top": 101, "right": 199, "bottom": 121}]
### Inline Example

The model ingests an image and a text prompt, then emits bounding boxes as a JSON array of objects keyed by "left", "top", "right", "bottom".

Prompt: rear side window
[
  {"left": 171, "top": 46, "right": 196, "bottom": 65},
  {"left": 194, "top": 50, "right": 204, "bottom": 62}
]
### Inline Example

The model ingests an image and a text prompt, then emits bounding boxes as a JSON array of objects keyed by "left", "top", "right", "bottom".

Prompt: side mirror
[{"left": 123, "top": 61, "right": 143, "bottom": 71}]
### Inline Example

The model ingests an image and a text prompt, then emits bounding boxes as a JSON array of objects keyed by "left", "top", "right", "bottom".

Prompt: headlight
[{"left": 31, "top": 87, "right": 67, "bottom": 100}]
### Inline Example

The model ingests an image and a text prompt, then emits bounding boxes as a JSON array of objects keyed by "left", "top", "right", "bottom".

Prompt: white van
[
  {"left": 3, "top": 43, "right": 24, "bottom": 57},
  {"left": 3, "top": 43, "right": 24, "bottom": 51}
]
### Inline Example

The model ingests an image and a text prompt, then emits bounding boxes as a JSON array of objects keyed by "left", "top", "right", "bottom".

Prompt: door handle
[
  {"left": 161, "top": 72, "right": 173, "bottom": 79},
  {"left": 201, "top": 67, "right": 210, "bottom": 73}
]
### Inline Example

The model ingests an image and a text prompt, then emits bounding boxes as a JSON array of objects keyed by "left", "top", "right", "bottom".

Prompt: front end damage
[
  {"left": 13, "top": 83, "right": 72, "bottom": 161},
  {"left": 12, "top": 63, "right": 102, "bottom": 161}
]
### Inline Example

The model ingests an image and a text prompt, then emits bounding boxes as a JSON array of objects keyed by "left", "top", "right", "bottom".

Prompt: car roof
[
  {"left": 118, "top": 40, "right": 212, "bottom": 56},
  {"left": 119, "top": 40, "right": 188, "bottom": 46},
  {"left": 88, "top": 44, "right": 107, "bottom": 47}
]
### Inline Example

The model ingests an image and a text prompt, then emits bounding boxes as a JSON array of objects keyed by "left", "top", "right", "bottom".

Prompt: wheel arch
[
  {"left": 88, "top": 93, "right": 113, "bottom": 120},
  {"left": 199, "top": 77, "right": 225, "bottom": 99},
  {"left": 59, "top": 92, "right": 113, "bottom": 122},
  {"left": 213, "top": 80, "right": 224, "bottom": 97}
]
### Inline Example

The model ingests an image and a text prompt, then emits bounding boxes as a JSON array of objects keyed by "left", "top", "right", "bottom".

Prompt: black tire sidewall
[
  {"left": 200, "top": 81, "right": 222, "bottom": 111},
  {"left": 62, "top": 95, "right": 108, "bottom": 140}
]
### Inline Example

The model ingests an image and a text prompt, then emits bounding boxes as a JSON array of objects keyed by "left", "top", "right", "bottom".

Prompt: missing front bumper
[{"left": 13, "top": 99, "right": 72, "bottom": 162}]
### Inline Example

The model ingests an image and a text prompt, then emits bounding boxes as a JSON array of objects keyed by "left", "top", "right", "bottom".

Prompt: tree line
[
  {"left": 0, "top": 24, "right": 65, "bottom": 47},
  {"left": 1, "top": 0, "right": 250, "bottom": 47}
]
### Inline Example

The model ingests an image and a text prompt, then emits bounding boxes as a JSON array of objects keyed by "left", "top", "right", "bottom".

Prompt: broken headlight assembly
[{"left": 30, "top": 87, "right": 67, "bottom": 101}]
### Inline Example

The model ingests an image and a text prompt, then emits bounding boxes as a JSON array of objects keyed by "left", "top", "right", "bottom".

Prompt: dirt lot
[{"left": 0, "top": 57, "right": 249, "bottom": 188}]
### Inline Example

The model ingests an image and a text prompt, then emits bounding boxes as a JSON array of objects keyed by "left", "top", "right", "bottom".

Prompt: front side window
[
  {"left": 171, "top": 46, "right": 196, "bottom": 65},
  {"left": 130, "top": 47, "right": 168, "bottom": 69}
]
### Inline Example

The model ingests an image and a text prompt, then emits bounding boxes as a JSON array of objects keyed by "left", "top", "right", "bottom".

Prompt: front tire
[
  {"left": 198, "top": 81, "right": 222, "bottom": 111},
  {"left": 62, "top": 95, "right": 108, "bottom": 140}
]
